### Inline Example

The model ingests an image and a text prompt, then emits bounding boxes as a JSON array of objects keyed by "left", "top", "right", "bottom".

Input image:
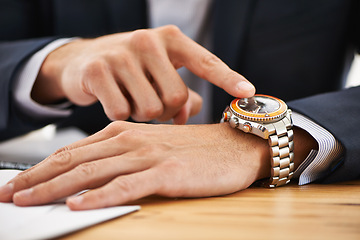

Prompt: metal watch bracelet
[{"left": 262, "top": 113, "right": 294, "bottom": 187}]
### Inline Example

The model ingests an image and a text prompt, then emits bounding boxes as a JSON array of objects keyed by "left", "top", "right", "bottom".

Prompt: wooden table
[{"left": 59, "top": 181, "right": 360, "bottom": 240}]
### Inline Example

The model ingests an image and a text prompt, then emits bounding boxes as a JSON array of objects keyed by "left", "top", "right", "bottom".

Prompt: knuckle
[
  {"left": 163, "top": 89, "right": 188, "bottom": 108},
  {"left": 130, "top": 29, "right": 159, "bottom": 53},
  {"left": 113, "top": 51, "right": 135, "bottom": 69},
  {"left": 106, "top": 121, "right": 127, "bottom": 133},
  {"left": 107, "top": 105, "right": 131, "bottom": 121},
  {"left": 113, "top": 177, "right": 134, "bottom": 197},
  {"left": 104, "top": 121, "right": 132, "bottom": 136},
  {"left": 114, "top": 128, "right": 145, "bottom": 143},
  {"left": 161, "top": 25, "right": 182, "bottom": 38},
  {"left": 80, "top": 59, "right": 110, "bottom": 95},
  {"left": 143, "top": 103, "right": 164, "bottom": 120},
  {"left": 15, "top": 171, "right": 32, "bottom": 186},
  {"left": 82, "top": 58, "right": 109, "bottom": 80},
  {"left": 52, "top": 146, "right": 69, "bottom": 156},
  {"left": 74, "top": 162, "right": 98, "bottom": 178},
  {"left": 131, "top": 29, "right": 152, "bottom": 41},
  {"left": 200, "top": 53, "right": 221, "bottom": 70},
  {"left": 49, "top": 147, "right": 73, "bottom": 168},
  {"left": 197, "top": 54, "right": 222, "bottom": 80}
]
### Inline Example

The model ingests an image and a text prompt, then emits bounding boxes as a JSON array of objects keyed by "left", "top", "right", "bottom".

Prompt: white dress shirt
[
  {"left": 12, "top": 0, "right": 343, "bottom": 185},
  {"left": 13, "top": 38, "right": 75, "bottom": 120}
]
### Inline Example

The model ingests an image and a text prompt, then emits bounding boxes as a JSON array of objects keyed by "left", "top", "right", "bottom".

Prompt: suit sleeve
[
  {"left": 288, "top": 86, "right": 360, "bottom": 183},
  {"left": 0, "top": 37, "right": 59, "bottom": 142}
]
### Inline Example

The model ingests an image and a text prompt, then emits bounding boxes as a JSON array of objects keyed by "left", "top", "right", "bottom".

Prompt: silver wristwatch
[{"left": 221, "top": 94, "right": 294, "bottom": 187}]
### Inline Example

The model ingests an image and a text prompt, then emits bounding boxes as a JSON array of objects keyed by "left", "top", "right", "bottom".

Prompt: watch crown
[{"left": 229, "top": 117, "right": 239, "bottom": 128}]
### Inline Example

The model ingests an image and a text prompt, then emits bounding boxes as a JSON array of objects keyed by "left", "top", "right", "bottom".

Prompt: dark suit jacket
[{"left": 0, "top": 0, "right": 359, "bottom": 183}]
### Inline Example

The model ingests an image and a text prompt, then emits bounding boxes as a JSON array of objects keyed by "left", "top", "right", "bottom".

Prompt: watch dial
[{"left": 237, "top": 96, "right": 280, "bottom": 114}]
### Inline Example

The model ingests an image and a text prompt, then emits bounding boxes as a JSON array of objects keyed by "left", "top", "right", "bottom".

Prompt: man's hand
[
  {"left": 0, "top": 121, "right": 270, "bottom": 210},
  {"left": 32, "top": 25, "right": 255, "bottom": 124},
  {"left": 0, "top": 121, "right": 316, "bottom": 210}
]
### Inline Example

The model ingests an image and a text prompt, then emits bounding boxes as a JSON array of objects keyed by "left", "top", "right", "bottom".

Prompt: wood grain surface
[{"left": 59, "top": 181, "right": 360, "bottom": 240}]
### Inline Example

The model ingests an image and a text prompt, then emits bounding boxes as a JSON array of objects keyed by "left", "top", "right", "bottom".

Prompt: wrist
[
  {"left": 32, "top": 55, "right": 65, "bottom": 104},
  {"left": 31, "top": 40, "right": 81, "bottom": 105},
  {"left": 219, "top": 122, "right": 271, "bottom": 183},
  {"left": 221, "top": 95, "right": 318, "bottom": 187}
]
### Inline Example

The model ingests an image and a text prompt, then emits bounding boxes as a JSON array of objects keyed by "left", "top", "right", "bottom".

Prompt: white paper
[{"left": 0, "top": 170, "right": 140, "bottom": 240}]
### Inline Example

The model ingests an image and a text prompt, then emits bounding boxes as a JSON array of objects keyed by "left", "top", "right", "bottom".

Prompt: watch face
[
  {"left": 237, "top": 95, "right": 280, "bottom": 113},
  {"left": 230, "top": 94, "right": 287, "bottom": 122}
]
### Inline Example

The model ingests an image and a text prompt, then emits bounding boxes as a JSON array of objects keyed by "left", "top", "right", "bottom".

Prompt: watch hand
[
  {"left": 247, "top": 97, "right": 257, "bottom": 106},
  {"left": 246, "top": 97, "right": 259, "bottom": 112}
]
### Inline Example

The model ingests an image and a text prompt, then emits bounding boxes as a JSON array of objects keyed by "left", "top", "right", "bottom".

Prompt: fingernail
[
  {"left": 236, "top": 81, "right": 255, "bottom": 95},
  {"left": 14, "top": 188, "right": 33, "bottom": 199},
  {"left": 67, "top": 195, "right": 83, "bottom": 206},
  {"left": 0, "top": 183, "right": 14, "bottom": 196}
]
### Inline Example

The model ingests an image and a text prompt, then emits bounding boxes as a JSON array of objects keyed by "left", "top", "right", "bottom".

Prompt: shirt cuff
[
  {"left": 12, "top": 38, "right": 77, "bottom": 120},
  {"left": 292, "top": 112, "right": 344, "bottom": 185}
]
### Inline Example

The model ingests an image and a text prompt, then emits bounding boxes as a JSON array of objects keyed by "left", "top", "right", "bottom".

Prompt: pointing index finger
[
  {"left": 183, "top": 49, "right": 255, "bottom": 98},
  {"left": 162, "top": 27, "right": 255, "bottom": 98}
]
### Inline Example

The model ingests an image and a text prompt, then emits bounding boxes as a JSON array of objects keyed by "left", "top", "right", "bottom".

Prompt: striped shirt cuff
[{"left": 292, "top": 112, "right": 344, "bottom": 185}]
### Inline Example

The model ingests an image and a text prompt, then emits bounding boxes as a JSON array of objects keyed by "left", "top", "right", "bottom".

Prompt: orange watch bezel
[{"left": 230, "top": 94, "right": 287, "bottom": 121}]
